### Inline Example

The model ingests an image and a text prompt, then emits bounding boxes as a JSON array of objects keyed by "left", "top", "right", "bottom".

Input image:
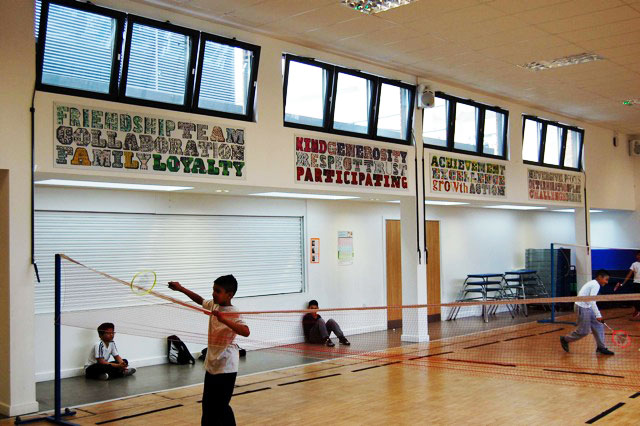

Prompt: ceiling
[{"left": 134, "top": 0, "right": 640, "bottom": 135}]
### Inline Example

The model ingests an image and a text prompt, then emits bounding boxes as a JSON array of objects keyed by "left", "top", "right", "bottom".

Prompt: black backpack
[{"left": 167, "top": 335, "right": 195, "bottom": 365}]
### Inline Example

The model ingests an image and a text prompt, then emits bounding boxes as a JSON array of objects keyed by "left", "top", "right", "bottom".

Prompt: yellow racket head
[{"left": 131, "top": 270, "right": 157, "bottom": 296}]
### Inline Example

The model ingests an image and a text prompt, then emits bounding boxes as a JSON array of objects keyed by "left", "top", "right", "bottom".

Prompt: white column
[
  {"left": 400, "top": 141, "right": 428, "bottom": 342},
  {"left": 0, "top": 0, "right": 38, "bottom": 416},
  {"left": 574, "top": 173, "right": 592, "bottom": 284}
]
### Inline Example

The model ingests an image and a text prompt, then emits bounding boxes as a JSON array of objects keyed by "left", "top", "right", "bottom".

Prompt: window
[
  {"left": 332, "top": 71, "right": 373, "bottom": 135},
  {"left": 283, "top": 59, "right": 330, "bottom": 127},
  {"left": 194, "top": 34, "right": 260, "bottom": 120},
  {"left": 377, "top": 83, "right": 412, "bottom": 140},
  {"left": 36, "top": 0, "right": 124, "bottom": 95},
  {"left": 453, "top": 102, "right": 478, "bottom": 152},
  {"left": 522, "top": 118, "right": 541, "bottom": 162},
  {"left": 282, "top": 54, "right": 415, "bottom": 144},
  {"left": 121, "top": 18, "right": 197, "bottom": 107},
  {"left": 423, "top": 92, "right": 508, "bottom": 159},
  {"left": 483, "top": 110, "right": 506, "bottom": 157},
  {"left": 522, "top": 115, "right": 584, "bottom": 171},
  {"left": 35, "top": 0, "right": 261, "bottom": 122},
  {"left": 422, "top": 96, "right": 447, "bottom": 147},
  {"left": 564, "top": 129, "right": 582, "bottom": 169}
]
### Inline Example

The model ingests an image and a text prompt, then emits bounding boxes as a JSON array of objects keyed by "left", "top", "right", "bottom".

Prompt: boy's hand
[
  {"left": 168, "top": 281, "right": 182, "bottom": 291},
  {"left": 597, "top": 317, "right": 604, "bottom": 323}
]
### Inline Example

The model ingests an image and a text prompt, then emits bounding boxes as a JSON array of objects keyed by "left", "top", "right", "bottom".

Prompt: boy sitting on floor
[
  {"left": 302, "top": 300, "right": 350, "bottom": 347},
  {"left": 85, "top": 322, "right": 136, "bottom": 380}
]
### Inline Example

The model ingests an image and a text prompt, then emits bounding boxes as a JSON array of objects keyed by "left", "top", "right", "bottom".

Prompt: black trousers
[
  {"left": 85, "top": 359, "right": 128, "bottom": 379},
  {"left": 202, "top": 372, "right": 237, "bottom": 426}
]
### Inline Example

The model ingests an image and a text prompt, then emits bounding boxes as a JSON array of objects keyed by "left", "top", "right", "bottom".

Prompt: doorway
[{"left": 385, "top": 219, "right": 442, "bottom": 329}]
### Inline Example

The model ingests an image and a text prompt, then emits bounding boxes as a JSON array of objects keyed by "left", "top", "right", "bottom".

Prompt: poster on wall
[
  {"left": 429, "top": 154, "right": 506, "bottom": 197},
  {"left": 53, "top": 103, "right": 246, "bottom": 179},
  {"left": 295, "top": 136, "right": 409, "bottom": 190},
  {"left": 310, "top": 238, "right": 320, "bottom": 264},
  {"left": 337, "top": 231, "right": 354, "bottom": 265},
  {"left": 528, "top": 169, "right": 583, "bottom": 203}
]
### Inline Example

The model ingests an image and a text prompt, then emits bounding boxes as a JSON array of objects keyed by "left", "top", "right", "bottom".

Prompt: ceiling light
[
  {"left": 483, "top": 205, "right": 546, "bottom": 211},
  {"left": 35, "top": 179, "right": 193, "bottom": 192},
  {"left": 250, "top": 192, "right": 359, "bottom": 200},
  {"left": 341, "top": 0, "right": 417, "bottom": 14},
  {"left": 552, "top": 209, "right": 603, "bottom": 213},
  {"left": 425, "top": 200, "right": 469, "bottom": 206},
  {"left": 387, "top": 200, "right": 400, "bottom": 203},
  {"left": 519, "top": 53, "right": 603, "bottom": 71}
]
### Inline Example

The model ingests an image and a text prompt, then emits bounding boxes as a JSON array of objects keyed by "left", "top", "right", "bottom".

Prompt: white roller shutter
[{"left": 34, "top": 211, "right": 305, "bottom": 314}]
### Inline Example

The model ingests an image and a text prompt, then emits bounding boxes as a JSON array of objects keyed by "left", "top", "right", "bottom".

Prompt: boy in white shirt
[
  {"left": 613, "top": 251, "right": 640, "bottom": 321},
  {"left": 85, "top": 322, "right": 136, "bottom": 380},
  {"left": 560, "top": 270, "right": 614, "bottom": 355},
  {"left": 169, "top": 275, "right": 249, "bottom": 426}
]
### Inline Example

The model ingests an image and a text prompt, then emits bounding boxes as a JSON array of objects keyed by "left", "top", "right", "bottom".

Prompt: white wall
[
  {"left": 425, "top": 206, "right": 575, "bottom": 304},
  {"left": 0, "top": 0, "right": 39, "bottom": 417},
  {"left": 33, "top": 187, "right": 398, "bottom": 380}
]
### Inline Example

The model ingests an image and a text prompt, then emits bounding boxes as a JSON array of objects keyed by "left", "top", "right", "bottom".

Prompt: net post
[{"left": 15, "top": 254, "right": 77, "bottom": 424}]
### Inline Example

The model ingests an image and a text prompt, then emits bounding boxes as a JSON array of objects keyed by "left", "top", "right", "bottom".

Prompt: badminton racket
[
  {"left": 130, "top": 270, "right": 157, "bottom": 296},
  {"left": 603, "top": 322, "right": 631, "bottom": 349}
]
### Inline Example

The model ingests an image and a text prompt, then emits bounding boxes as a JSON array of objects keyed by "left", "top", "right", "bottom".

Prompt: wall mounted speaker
[{"left": 416, "top": 85, "right": 435, "bottom": 109}]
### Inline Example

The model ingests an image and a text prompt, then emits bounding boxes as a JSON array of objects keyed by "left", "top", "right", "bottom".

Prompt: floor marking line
[
  {"left": 94, "top": 404, "right": 183, "bottom": 424},
  {"left": 537, "top": 327, "right": 565, "bottom": 335},
  {"left": 503, "top": 334, "right": 536, "bottom": 341},
  {"left": 446, "top": 358, "right": 516, "bottom": 367},
  {"left": 629, "top": 392, "right": 640, "bottom": 399},
  {"left": 585, "top": 402, "right": 625, "bottom": 424},
  {"left": 463, "top": 340, "right": 501, "bottom": 349},
  {"left": 544, "top": 369, "right": 624, "bottom": 379},
  {"left": 351, "top": 361, "right": 402, "bottom": 373},
  {"left": 277, "top": 373, "right": 341, "bottom": 386},
  {"left": 407, "top": 351, "right": 455, "bottom": 360}
]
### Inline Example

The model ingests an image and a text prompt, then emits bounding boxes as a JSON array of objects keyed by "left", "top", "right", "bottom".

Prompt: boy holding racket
[
  {"left": 560, "top": 270, "right": 614, "bottom": 355},
  {"left": 169, "top": 275, "right": 249, "bottom": 426},
  {"left": 613, "top": 251, "right": 640, "bottom": 321}
]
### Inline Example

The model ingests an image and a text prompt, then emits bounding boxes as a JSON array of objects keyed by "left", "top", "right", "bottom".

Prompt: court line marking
[
  {"left": 446, "top": 358, "right": 516, "bottom": 368},
  {"left": 543, "top": 369, "right": 624, "bottom": 379},
  {"left": 503, "top": 334, "right": 537, "bottom": 341},
  {"left": 278, "top": 373, "right": 341, "bottom": 386},
  {"left": 407, "top": 351, "right": 455, "bottom": 360},
  {"left": 585, "top": 402, "right": 625, "bottom": 424},
  {"left": 94, "top": 403, "right": 183, "bottom": 424}
]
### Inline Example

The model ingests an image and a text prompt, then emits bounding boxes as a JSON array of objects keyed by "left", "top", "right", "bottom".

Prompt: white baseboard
[
  {"left": 401, "top": 333, "right": 430, "bottom": 342},
  {"left": 0, "top": 399, "right": 40, "bottom": 417}
]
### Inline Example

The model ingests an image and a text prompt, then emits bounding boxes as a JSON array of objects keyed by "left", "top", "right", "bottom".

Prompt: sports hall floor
[{"left": 5, "top": 309, "right": 640, "bottom": 425}]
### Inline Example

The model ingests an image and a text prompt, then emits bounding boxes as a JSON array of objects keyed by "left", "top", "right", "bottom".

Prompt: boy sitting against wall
[{"left": 85, "top": 322, "right": 136, "bottom": 380}]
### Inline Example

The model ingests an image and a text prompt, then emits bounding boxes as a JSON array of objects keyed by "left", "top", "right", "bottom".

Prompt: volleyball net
[{"left": 55, "top": 254, "right": 640, "bottom": 391}]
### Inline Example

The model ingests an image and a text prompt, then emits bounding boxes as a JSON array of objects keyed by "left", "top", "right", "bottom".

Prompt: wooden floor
[{"left": 7, "top": 310, "right": 640, "bottom": 425}]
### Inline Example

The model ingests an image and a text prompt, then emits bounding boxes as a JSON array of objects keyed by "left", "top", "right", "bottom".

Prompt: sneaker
[
  {"left": 324, "top": 338, "right": 335, "bottom": 347},
  {"left": 596, "top": 347, "right": 614, "bottom": 355},
  {"left": 123, "top": 367, "right": 137, "bottom": 376},
  {"left": 560, "top": 337, "right": 569, "bottom": 353},
  {"left": 97, "top": 373, "right": 109, "bottom": 381},
  {"left": 339, "top": 337, "right": 351, "bottom": 346}
]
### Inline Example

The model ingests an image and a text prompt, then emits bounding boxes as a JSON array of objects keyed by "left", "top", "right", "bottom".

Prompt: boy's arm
[
  {"left": 615, "top": 270, "right": 634, "bottom": 291},
  {"left": 213, "top": 311, "right": 250, "bottom": 337},
  {"left": 168, "top": 281, "right": 204, "bottom": 305}
]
